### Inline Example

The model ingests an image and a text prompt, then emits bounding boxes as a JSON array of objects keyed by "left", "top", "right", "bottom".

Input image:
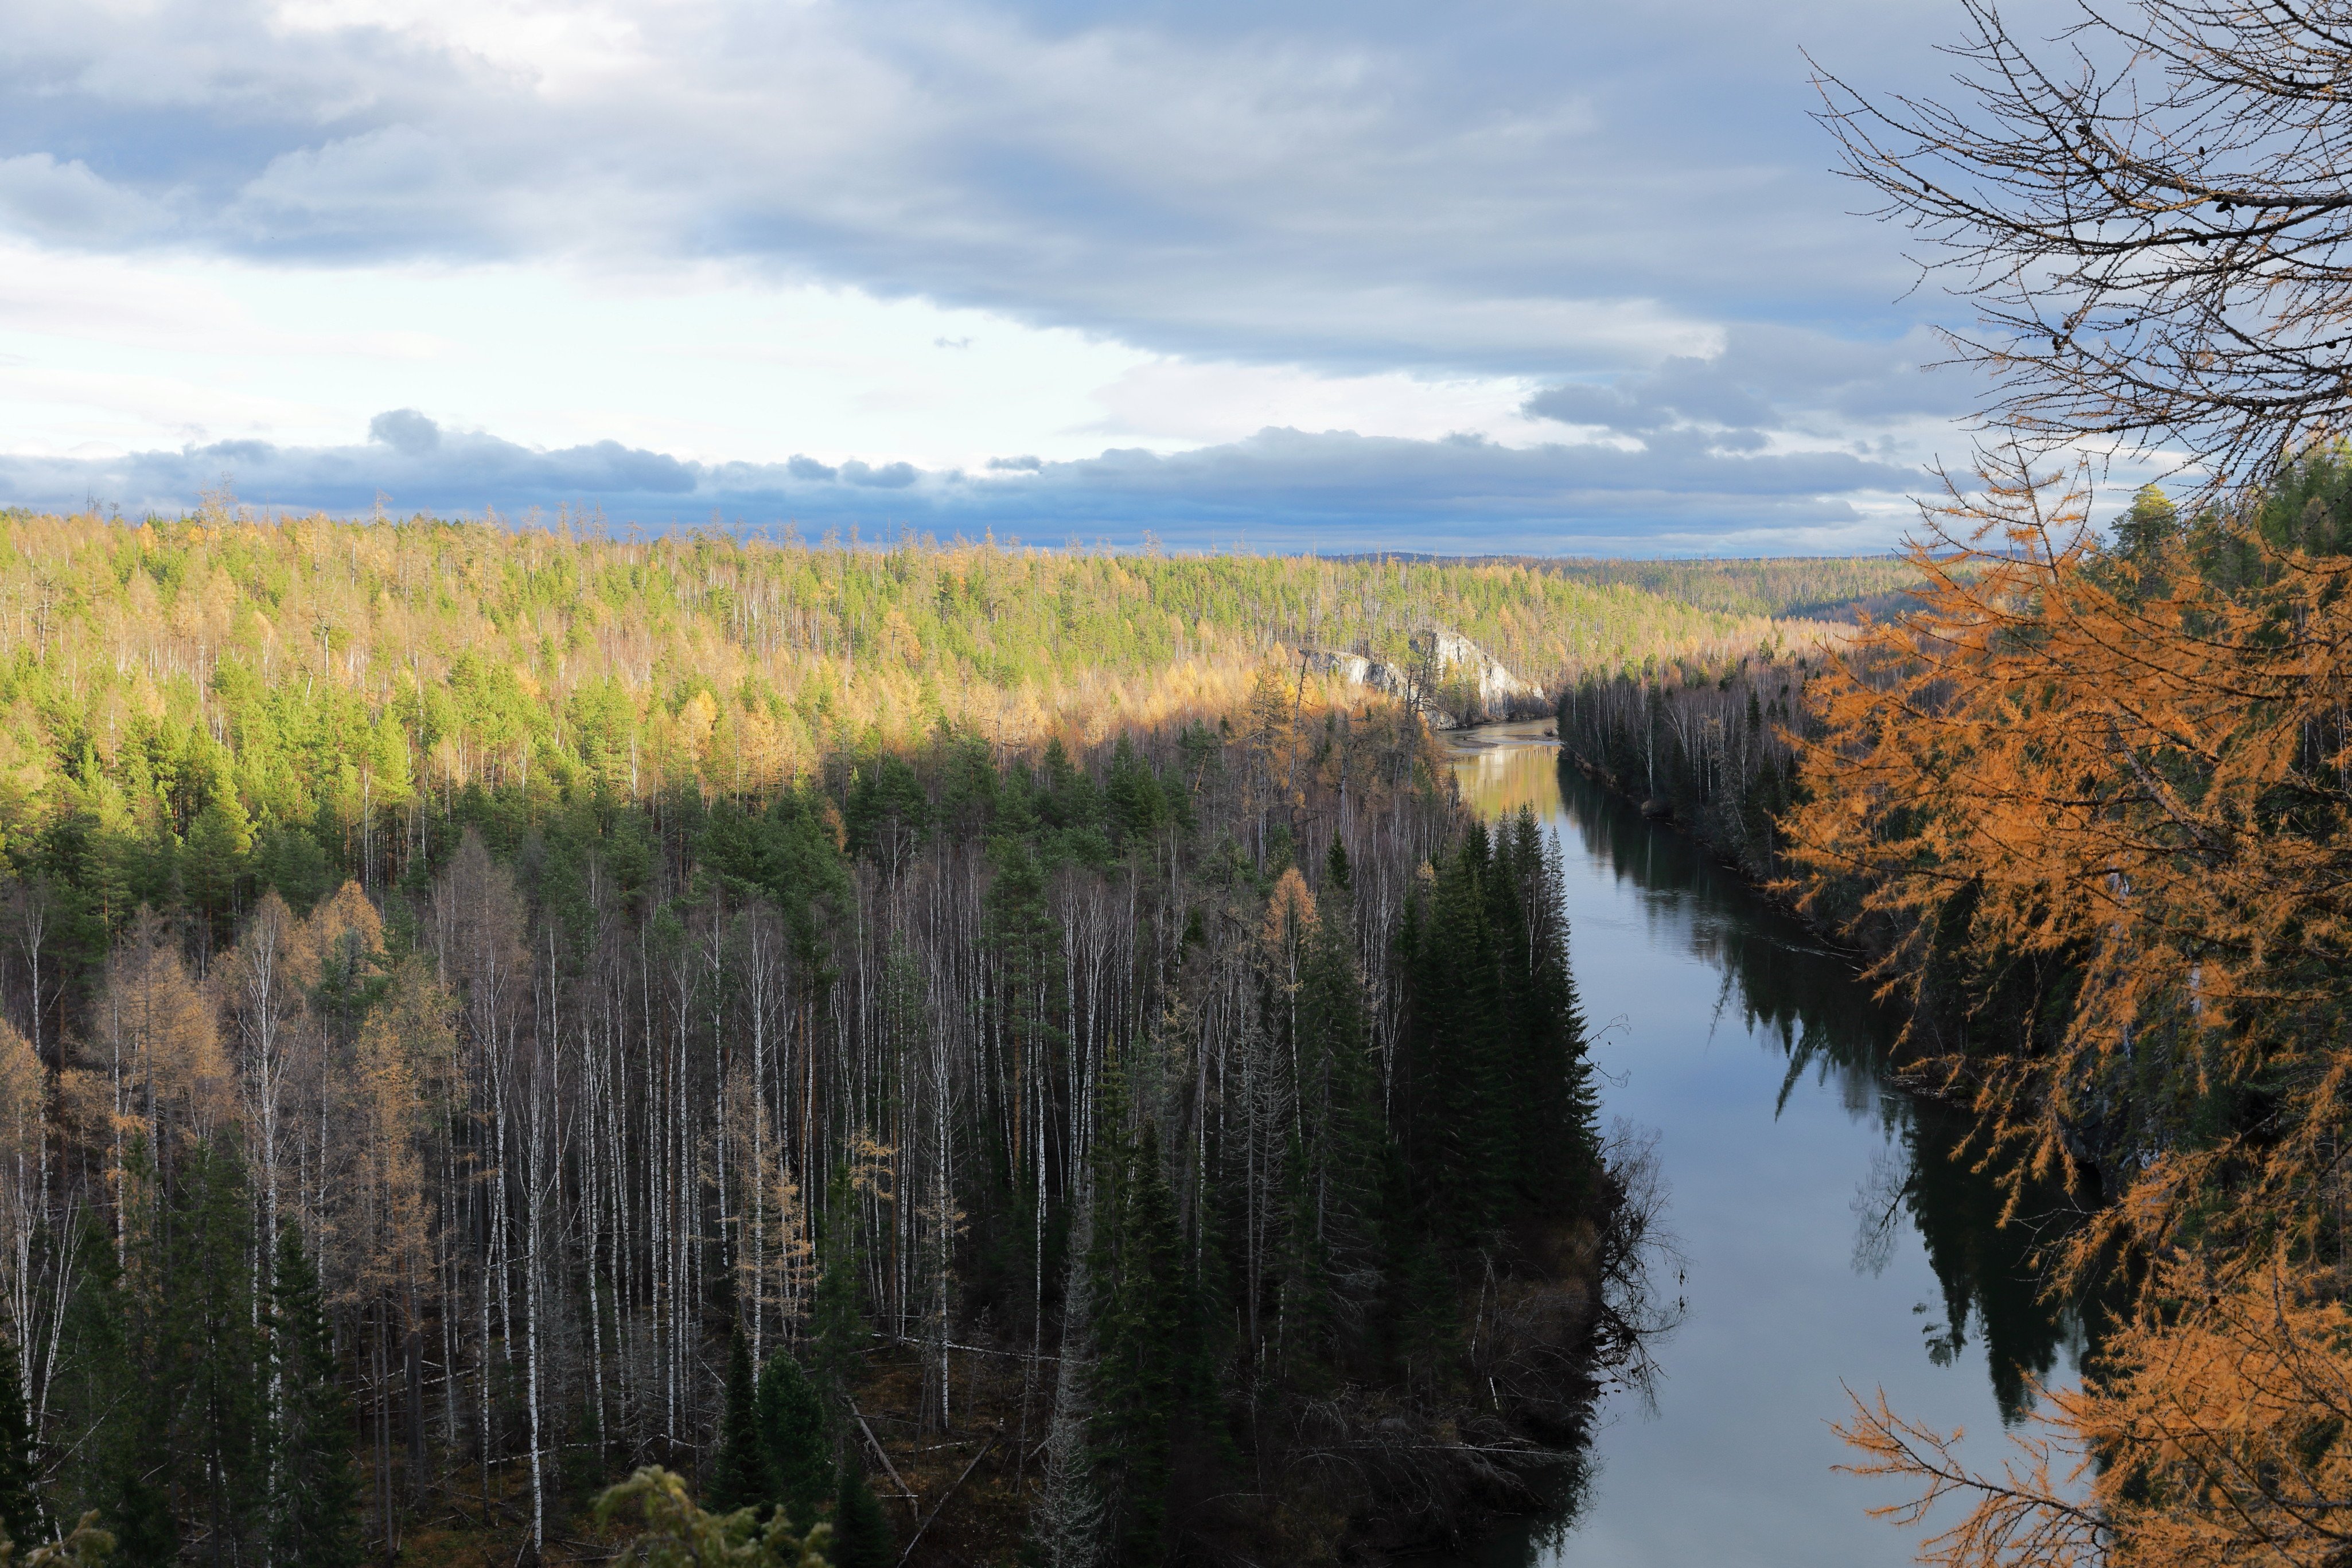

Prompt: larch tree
[{"left": 1792, "top": 446, "right": 2352, "bottom": 1566}]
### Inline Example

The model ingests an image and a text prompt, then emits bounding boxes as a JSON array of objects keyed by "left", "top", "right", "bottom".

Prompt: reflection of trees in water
[
  {"left": 1853, "top": 1100, "right": 2090, "bottom": 1421},
  {"left": 1550, "top": 759, "right": 2084, "bottom": 1424}
]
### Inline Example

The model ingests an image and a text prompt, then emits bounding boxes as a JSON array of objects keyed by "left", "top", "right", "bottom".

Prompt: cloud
[
  {"left": 0, "top": 0, "right": 2053, "bottom": 554},
  {"left": 840, "top": 459, "right": 918, "bottom": 489},
  {"left": 0, "top": 0, "right": 2012, "bottom": 379},
  {"left": 0, "top": 415, "right": 1922, "bottom": 554},
  {"left": 1524, "top": 325, "right": 1969, "bottom": 444},
  {"left": 0, "top": 154, "right": 162, "bottom": 245},
  {"left": 369, "top": 408, "right": 441, "bottom": 454}
]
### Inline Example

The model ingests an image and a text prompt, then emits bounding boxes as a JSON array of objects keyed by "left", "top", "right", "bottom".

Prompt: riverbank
[
  {"left": 1434, "top": 724, "right": 2082, "bottom": 1567},
  {"left": 1546, "top": 730, "right": 1861, "bottom": 965}
]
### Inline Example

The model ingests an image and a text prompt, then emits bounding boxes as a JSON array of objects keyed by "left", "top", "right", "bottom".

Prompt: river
[{"left": 1442, "top": 721, "right": 2084, "bottom": 1567}]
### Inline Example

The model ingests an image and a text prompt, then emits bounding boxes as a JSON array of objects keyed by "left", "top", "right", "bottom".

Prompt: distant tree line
[
  {"left": 0, "top": 504, "right": 1800, "bottom": 856},
  {"left": 1554, "top": 652, "right": 1817, "bottom": 886}
]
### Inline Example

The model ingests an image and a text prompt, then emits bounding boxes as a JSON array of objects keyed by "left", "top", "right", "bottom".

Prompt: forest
[
  {"left": 0, "top": 502, "right": 1833, "bottom": 833},
  {"left": 1527, "top": 556, "right": 1932, "bottom": 623},
  {"left": 1553, "top": 649, "right": 1816, "bottom": 886},
  {"left": 0, "top": 506, "right": 1744, "bottom": 1565}
]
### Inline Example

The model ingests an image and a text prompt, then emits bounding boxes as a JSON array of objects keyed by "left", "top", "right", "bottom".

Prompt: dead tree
[{"left": 1816, "top": 0, "right": 2352, "bottom": 491}]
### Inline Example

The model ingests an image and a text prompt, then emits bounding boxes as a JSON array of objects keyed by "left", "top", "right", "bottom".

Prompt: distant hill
[
  {"left": 0, "top": 509, "right": 1839, "bottom": 831},
  {"left": 1327, "top": 552, "right": 1934, "bottom": 622}
]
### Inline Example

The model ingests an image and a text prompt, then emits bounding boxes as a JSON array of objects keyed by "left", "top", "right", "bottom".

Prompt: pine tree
[
  {"left": 707, "top": 1329, "right": 773, "bottom": 1515},
  {"left": 756, "top": 1353, "right": 833, "bottom": 1528},
  {"left": 267, "top": 1224, "right": 361, "bottom": 1568},
  {"left": 830, "top": 1462, "right": 894, "bottom": 1568},
  {"left": 0, "top": 1332, "right": 44, "bottom": 1549}
]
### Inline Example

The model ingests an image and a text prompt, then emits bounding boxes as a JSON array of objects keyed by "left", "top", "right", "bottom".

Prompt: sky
[{"left": 0, "top": 0, "right": 2043, "bottom": 554}]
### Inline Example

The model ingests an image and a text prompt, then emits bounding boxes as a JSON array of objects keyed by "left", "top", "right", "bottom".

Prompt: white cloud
[{"left": 1083, "top": 360, "right": 1556, "bottom": 448}]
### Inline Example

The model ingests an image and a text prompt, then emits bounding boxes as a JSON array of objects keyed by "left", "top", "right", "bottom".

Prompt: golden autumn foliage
[
  {"left": 1788, "top": 447, "right": 2352, "bottom": 1565},
  {"left": 0, "top": 505, "right": 1824, "bottom": 852},
  {"left": 1843, "top": 1251, "right": 2352, "bottom": 1568}
]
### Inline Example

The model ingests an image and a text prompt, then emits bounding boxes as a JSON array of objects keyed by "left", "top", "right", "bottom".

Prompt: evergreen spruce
[
  {"left": 267, "top": 1224, "right": 361, "bottom": 1568},
  {"left": 1088, "top": 1115, "right": 1181, "bottom": 1564},
  {"left": 1277, "top": 860, "right": 1381, "bottom": 1382},
  {"left": 163, "top": 1138, "right": 266, "bottom": 1564},
  {"left": 0, "top": 1332, "right": 44, "bottom": 1549},
  {"left": 830, "top": 1462, "right": 894, "bottom": 1568},
  {"left": 1406, "top": 834, "right": 1508, "bottom": 1239},
  {"left": 811, "top": 1164, "right": 867, "bottom": 1402},
  {"left": 52, "top": 1202, "right": 171, "bottom": 1568},
  {"left": 707, "top": 1329, "right": 773, "bottom": 1515},
  {"left": 756, "top": 1353, "right": 834, "bottom": 1528}
]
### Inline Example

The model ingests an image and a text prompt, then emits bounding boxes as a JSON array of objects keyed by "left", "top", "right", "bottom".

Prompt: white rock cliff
[{"left": 1303, "top": 627, "right": 1542, "bottom": 728}]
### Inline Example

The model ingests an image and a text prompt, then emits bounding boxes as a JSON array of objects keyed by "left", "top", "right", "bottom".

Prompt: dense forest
[
  {"left": 1522, "top": 556, "right": 1930, "bottom": 622},
  {"left": 1553, "top": 652, "right": 1816, "bottom": 884},
  {"left": 0, "top": 508, "right": 1695, "bottom": 1565},
  {"left": 0, "top": 504, "right": 1825, "bottom": 830},
  {"left": 1339, "top": 553, "right": 1932, "bottom": 623}
]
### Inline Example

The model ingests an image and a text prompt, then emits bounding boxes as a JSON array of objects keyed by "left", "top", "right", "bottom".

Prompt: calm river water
[{"left": 1442, "top": 721, "right": 2083, "bottom": 1567}]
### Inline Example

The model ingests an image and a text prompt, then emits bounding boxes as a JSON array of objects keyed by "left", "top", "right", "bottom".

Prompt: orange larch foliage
[{"left": 1787, "top": 446, "right": 2352, "bottom": 1566}]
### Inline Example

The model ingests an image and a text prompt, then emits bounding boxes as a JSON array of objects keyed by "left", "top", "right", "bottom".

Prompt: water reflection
[
  {"left": 1442, "top": 726, "right": 2082, "bottom": 1566},
  {"left": 1542, "top": 759, "right": 2082, "bottom": 1421}
]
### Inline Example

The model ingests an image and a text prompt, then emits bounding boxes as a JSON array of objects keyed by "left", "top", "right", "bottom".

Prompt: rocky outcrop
[{"left": 1305, "top": 627, "right": 1544, "bottom": 728}]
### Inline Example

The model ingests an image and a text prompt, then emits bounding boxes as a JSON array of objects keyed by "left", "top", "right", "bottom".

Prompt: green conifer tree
[
  {"left": 1405, "top": 836, "right": 1508, "bottom": 1238},
  {"left": 811, "top": 1164, "right": 867, "bottom": 1402},
  {"left": 1087, "top": 1115, "right": 1181, "bottom": 1564},
  {"left": 829, "top": 1462, "right": 894, "bottom": 1568},
  {"left": 756, "top": 1354, "right": 833, "bottom": 1527},
  {"left": 2116, "top": 481, "right": 2180, "bottom": 557},
  {"left": 266, "top": 1224, "right": 361, "bottom": 1568},
  {"left": 166, "top": 1139, "right": 266, "bottom": 1563},
  {"left": 1278, "top": 864, "right": 1384, "bottom": 1380},
  {"left": 707, "top": 1329, "right": 774, "bottom": 1515},
  {"left": 48, "top": 1205, "right": 169, "bottom": 1568},
  {"left": 0, "top": 1332, "right": 45, "bottom": 1549}
]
